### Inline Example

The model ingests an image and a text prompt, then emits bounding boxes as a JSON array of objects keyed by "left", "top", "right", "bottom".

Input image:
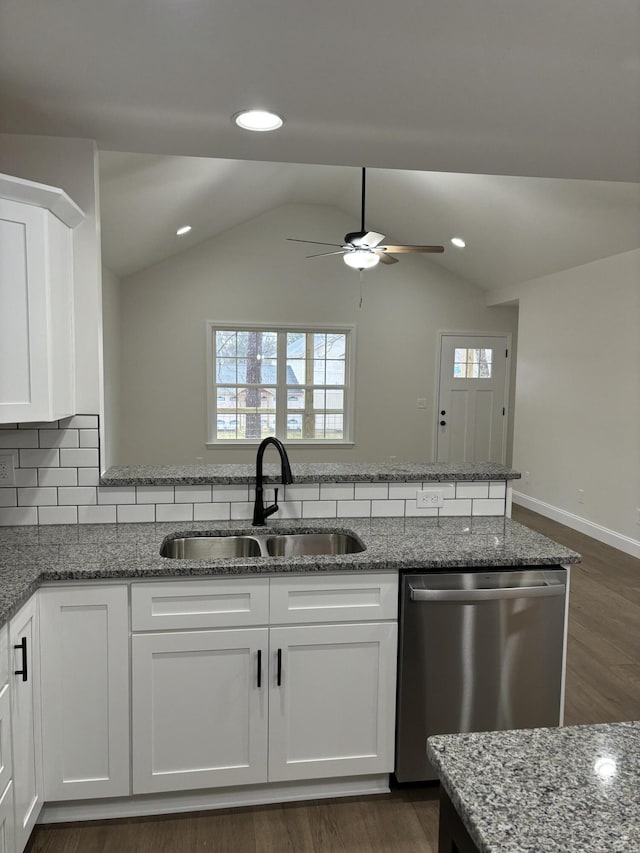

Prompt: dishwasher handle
[{"left": 409, "top": 582, "right": 565, "bottom": 603}]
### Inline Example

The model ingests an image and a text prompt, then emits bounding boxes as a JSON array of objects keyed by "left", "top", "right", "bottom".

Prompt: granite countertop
[
  {"left": 101, "top": 461, "right": 521, "bottom": 486},
  {"left": 0, "top": 515, "right": 579, "bottom": 630},
  {"left": 427, "top": 722, "right": 640, "bottom": 852}
]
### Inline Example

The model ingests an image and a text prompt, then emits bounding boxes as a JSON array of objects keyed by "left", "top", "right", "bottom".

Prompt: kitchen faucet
[{"left": 252, "top": 437, "right": 293, "bottom": 526}]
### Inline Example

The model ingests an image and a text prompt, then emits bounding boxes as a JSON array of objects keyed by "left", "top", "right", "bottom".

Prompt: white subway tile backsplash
[
  {"left": 354, "top": 483, "right": 389, "bottom": 500},
  {"left": 471, "top": 499, "right": 505, "bottom": 516},
  {"left": 283, "top": 484, "right": 320, "bottom": 501},
  {"left": 18, "top": 487, "right": 58, "bottom": 506},
  {"left": 456, "top": 481, "right": 489, "bottom": 499},
  {"left": 431, "top": 482, "right": 456, "bottom": 499},
  {"left": 78, "top": 468, "right": 99, "bottom": 486},
  {"left": 98, "top": 486, "right": 137, "bottom": 505},
  {"left": 440, "top": 499, "right": 472, "bottom": 516},
  {"left": 337, "top": 499, "right": 370, "bottom": 518},
  {"left": 39, "top": 506, "right": 78, "bottom": 525},
  {"left": 212, "top": 485, "right": 249, "bottom": 502},
  {"left": 18, "top": 420, "right": 58, "bottom": 429},
  {"left": 0, "top": 506, "right": 38, "bottom": 525},
  {"left": 79, "top": 429, "right": 99, "bottom": 448},
  {"left": 38, "top": 467, "right": 77, "bottom": 487},
  {"left": 371, "top": 500, "right": 405, "bottom": 517},
  {"left": 20, "top": 449, "right": 59, "bottom": 468},
  {"left": 230, "top": 502, "right": 253, "bottom": 520},
  {"left": 405, "top": 502, "right": 438, "bottom": 517},
  {"left": 136, "top": 486, "right": 174, "bottom": 504},
  {"left": 320, "top": 483, "right": 355, "bottom": 501},
  {"left": 388, "top": 483, "right": 418, "bottom": 499},
  {"left": 14, "top": 468, "right": 37, "bottom": 487},
  {"left": 489, "top": 481, "right": 507, "bottom": 499},
  {"left": 58, "top": 486, "right": 97, "bottom": 506},
  {"left": 156, "top": 504, "right": 193, "bottom": 523},
  {"left": 175, "top": 485, "right": 212, "bottom": 503},
  {"left": 302, "top": 501, "right": 337, "bottom": 519},
  {"left": 0, "top": 430, "right": 38, "bottom": 449},
  {"left": 273, "top": 501, "right": 303, "bottom": 520},
  {"left": 193, "top": 503, "right": 231, "bottom": 522},
  {"left": 0, "top": 489, "right": 17, "bottom": 507},
  {"left": 79, "top": 505, "right": 117, "bottom": 524},
  {"left": 117, "top": 504, "right": 155, "bottom": 523},
  {"left": 38, "top": 429, "right": 80, "bottom": 449},
  {"left": 59, "top": 448, "right": 99, "bottom": 468}
]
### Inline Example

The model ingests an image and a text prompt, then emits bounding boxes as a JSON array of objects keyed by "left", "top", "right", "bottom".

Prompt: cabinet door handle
[
  {"left": 14, "top": 637, "right": 28, "bottom": 682},
  {"left": 277, "top": 648, "right": 282, "bottom": 686},
  {"left": 257, "top": 649, "right": 262, "bottom": 688}
]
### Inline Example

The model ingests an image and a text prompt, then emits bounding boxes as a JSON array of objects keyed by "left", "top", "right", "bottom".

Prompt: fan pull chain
[{"left": 359, "top": 272, "right": 364, "bottom": 308}]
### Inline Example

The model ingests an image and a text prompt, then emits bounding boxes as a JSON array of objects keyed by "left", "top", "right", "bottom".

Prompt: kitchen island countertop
[
  {"left": 428, "top": 721, "right": 640, "bottom": 852},
  {"left": 0, "top": 515, "right": 579, "bottom": 630}
]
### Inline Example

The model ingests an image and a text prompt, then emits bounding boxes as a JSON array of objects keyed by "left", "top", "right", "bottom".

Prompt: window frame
[{"left": 206, "top": 321, "right": 356, "bottom": 447}]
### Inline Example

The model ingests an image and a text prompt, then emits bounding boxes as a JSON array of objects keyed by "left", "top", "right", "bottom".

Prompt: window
[
  {"left": 207, "top": 324, "right": 354, "bottom": 444},
  {"left": 453, "top": 347, "right": 493, "bottom": 379}
]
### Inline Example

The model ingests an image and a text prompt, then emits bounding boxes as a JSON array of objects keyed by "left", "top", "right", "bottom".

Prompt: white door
[
  {"left": 9, "top": 596, "right": 43, "bottom": 853},
  {"left": 268, "top": 622, "right": 397, "bottom": 782},
  {"left": 132, "top": 627, "right": 268, "bottom": 793},
  {"left": 436, "top": 334, "right": 510, "bottom": 463},
  {"left": 39, "top": 586, "right": 130, "bottom": 800}
]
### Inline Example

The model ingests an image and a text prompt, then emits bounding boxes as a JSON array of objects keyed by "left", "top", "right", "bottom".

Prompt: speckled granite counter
[
  {"left": 101, "top": 461, "right": 521, "bottom": 486},
  {"left": 0, "top": 515, "right": 579, "bottom": 630},
  {"left": 427, "top": 722, "right": 640, "bottom": 852}
]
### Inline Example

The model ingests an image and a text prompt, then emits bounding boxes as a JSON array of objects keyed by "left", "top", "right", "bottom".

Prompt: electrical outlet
[
  {"left": 636, "top": 508, "right": 640, "bottom": 526},
  {"left": 416, "top": 398, "right": 427, "bottom": 409},
  {"left": 577, "top": 489, "right": 585, "bottom": 504},
  {"left": 0, "top": 452, "right": 15, "bottom": 486},
  {"left": 416, "top": 488, "right": 444, "bottom": 508},
  {"left": 524, "top": 471, "right": 530, "bottom": 482}
]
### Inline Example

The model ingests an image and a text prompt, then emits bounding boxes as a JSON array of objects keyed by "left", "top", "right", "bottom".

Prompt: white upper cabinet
[{"left": 0, "top": 173, "right": 84, "bottom": 423}]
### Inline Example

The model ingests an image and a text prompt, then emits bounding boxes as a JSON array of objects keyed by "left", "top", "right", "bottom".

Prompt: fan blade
[
  {"left": 306, "top": 250, "right": 347, "bottom": 259},
  {"left": 378, "top": 245, "right": 445, "bottom": 253},
  {"left": 376, "top": 252, "right": 398, "bottom": 265},
  {"left": 354, "top": 231, "right": 385, "bottom": 248},
  {"left": 287, "top": 238, "right": 344, "bottom": 247}
]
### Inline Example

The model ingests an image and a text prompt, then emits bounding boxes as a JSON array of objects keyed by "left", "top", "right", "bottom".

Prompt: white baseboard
[
  {"left": 38, "top": 774, "right": 390, "bottom": 824},
  {"left": 512, "top": 491, "right": 640, "bottom": 559}
]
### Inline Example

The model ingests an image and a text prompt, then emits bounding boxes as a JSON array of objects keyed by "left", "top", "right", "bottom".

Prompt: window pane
[
  {"left": 325, "top": 360, "right": 345, "bottom": 385},
  {"left": 286, "top": 413, "right": 303, "bottom": 436},
  {"left": 314, "top": 333, "right": 326, "bottom": 358},
  {"left": 313, "top": 389, "right": 325, "bottom": 409},
  {"left": 481, "top": 348, "right": 493, "bottom": 363},
  {"left": 216, "top": 331, "right": 237, "bottom": 357},
  {"left": 287, "top": 359, "right": 305, "bottom": 384},
  {"left": 216, "top": 358, "right": 236, "bottom": 383},
  {"left": 325, "top": 334, "right": 346, "bottom": 359},
  {"left": 287, "top": 390, "right": 305, "bottom": 409},
  {"left": 326, "top": 413, "right": 343, "bottom": 437},
  {"left": 287, "top": 332, "right": 306, "bottom": 358},
  {"left": 326, "top": 389, "right": 343, "bottom": 410},
  {"left": 454, "top": 348, "right": 466, "bottom": 363},
  {"left": 313, "top": 360, "right": 326, "bottom": 384}
]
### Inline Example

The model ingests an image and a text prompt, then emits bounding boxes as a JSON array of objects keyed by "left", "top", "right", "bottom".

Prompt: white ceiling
[
  {"left": 1, "top": 1, "right": 639, "bottom": 183},
  {"left": 99, "top": 152, "right": 640, "bottom": 289}
]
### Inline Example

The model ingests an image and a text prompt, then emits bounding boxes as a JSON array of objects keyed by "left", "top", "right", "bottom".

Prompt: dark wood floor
[{"left": 27, "top": 507, "right": 640, "bottom": 853}]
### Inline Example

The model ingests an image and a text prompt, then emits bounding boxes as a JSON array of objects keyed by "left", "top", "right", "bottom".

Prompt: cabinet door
[
  {"left": 132, "top": 628, "right": 268, "bottom": 794},
  {"left": 39, "top": 586, "right": 130, "bottom": 800},
  {"left": 268, "top": 622, "right": 397, "bottom": 782},
  {"left": 0, "top": 780, "right": 15, "bottom": 853},
  {"left": 9, "top": 596, "right": 42, "bottom": 853}
]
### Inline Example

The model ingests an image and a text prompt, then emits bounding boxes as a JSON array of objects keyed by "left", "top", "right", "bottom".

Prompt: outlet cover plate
[
  {"left": 0, "top": 452, "right": 16, "bottom": 486},
  {"left": 416, "top": 488, "right": 444, "bottom": 508}
]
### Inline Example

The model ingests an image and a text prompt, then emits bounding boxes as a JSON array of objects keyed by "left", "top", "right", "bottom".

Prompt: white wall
[
  {"left": 113, "top": 203, "right": 518, "bottom": 465},
  {"left": 0, "top": 134, "right": 103, "bottom": 414},
  {"left": 490, "top": 249, "right": 640, "bottom": 553}
]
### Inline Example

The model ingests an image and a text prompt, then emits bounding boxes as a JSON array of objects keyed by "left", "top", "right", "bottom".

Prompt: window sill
[{"left": 207, "top": 440, "right": 355, "bottom": 449}]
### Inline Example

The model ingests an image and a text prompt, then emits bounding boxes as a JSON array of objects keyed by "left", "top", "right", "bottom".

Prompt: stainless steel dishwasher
[{"left": 395, "top": 566, "right": 568, "bottom": 782}]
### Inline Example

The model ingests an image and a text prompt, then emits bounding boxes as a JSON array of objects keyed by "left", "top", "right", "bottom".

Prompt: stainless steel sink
[
  {"left": 160, "top": 531, "right": 365, "bottom": 559},
  {"left": 266, "top": 532, "right": 365, "bottom": 557},
  {"left": 160, "top": 536, "right": 263, "bottom": 559}
]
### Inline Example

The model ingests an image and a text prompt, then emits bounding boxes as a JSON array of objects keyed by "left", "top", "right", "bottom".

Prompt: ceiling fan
[{"left": 287, "top": 167, "right": 444, "bottom": 270}]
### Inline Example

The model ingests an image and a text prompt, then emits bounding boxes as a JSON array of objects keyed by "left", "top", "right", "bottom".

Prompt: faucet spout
[{"left": 252, "top": 437, "right": 294, "bottom": 526}]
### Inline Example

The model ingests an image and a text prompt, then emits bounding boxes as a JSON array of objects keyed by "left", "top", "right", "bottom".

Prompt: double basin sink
[{"left": 161, "top": 531, "right": 366, "bottom": 560}]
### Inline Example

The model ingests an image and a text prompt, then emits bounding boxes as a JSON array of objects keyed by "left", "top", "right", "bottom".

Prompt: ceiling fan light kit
[{"left": 287, "top": 167, "right": 444, "bottom": 272}]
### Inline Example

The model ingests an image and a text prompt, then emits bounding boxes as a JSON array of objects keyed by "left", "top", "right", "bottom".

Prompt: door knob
[{"left": 439, "top": 420, "right": 446, "bottom": 426}]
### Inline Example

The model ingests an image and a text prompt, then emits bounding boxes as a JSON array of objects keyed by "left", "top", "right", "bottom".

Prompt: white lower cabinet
[
  {"left": 0, "top": 625, "right": 15, "bottom": 853},
  {"left": 39, "top": 586, "right": 130, "bottom": 801},
  {"left": 131, "top": 573, "right": 398, "bottom": 795},
  {"left": 0, "top": 781, "right": 15, "bottom": 853},
  {"left": 9, "top": 597, "right": 42, "bottom": 853}
]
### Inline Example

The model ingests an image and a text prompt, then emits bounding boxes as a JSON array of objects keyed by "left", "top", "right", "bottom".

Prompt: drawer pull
[
  {"left": 257, "top": 649, "right": 262, "bottom": 688},
  {"left": 14, "top": 637, "right": 27, "bottom": 682},
  {"left": 277, "top": 648, "right": 282, "bottom": 686}
]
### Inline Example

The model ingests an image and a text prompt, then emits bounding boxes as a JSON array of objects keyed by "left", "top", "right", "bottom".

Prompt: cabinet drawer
[
  {"left": 131, "top": 578, "right": 270, "bottom": 631},
  {"left": 269, "top": 573, "right": 398, "bottom": 624}
]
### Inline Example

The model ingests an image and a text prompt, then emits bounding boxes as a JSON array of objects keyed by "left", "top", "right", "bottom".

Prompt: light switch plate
[{"left": 0, "top": 452, "right": 16, "bottom": 486}]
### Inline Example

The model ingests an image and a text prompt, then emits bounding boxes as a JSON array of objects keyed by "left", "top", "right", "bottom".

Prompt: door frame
[{"left": 433, "top": 330, "right": 513, "bottom": 464}]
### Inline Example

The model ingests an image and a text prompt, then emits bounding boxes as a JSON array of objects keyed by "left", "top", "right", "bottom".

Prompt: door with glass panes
[{"left": 436, "top": 334, "right": 510, "bottom": 463}]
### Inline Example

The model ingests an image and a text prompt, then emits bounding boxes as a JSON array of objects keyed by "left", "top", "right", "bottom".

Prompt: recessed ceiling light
[
  {"left": 451, "top": 237, "right": 466, "bottom": 248},
  {"left": 176, "top": 225, "right": 192, "bottom": 236},
  {"left": 233, "top": 110, "right": 284, "bottom": 132}
]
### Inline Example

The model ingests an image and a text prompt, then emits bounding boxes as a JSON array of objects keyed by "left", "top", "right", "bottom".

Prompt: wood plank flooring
[{"left": 27, "top": 507, "right": 640, "bottom": 853}]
